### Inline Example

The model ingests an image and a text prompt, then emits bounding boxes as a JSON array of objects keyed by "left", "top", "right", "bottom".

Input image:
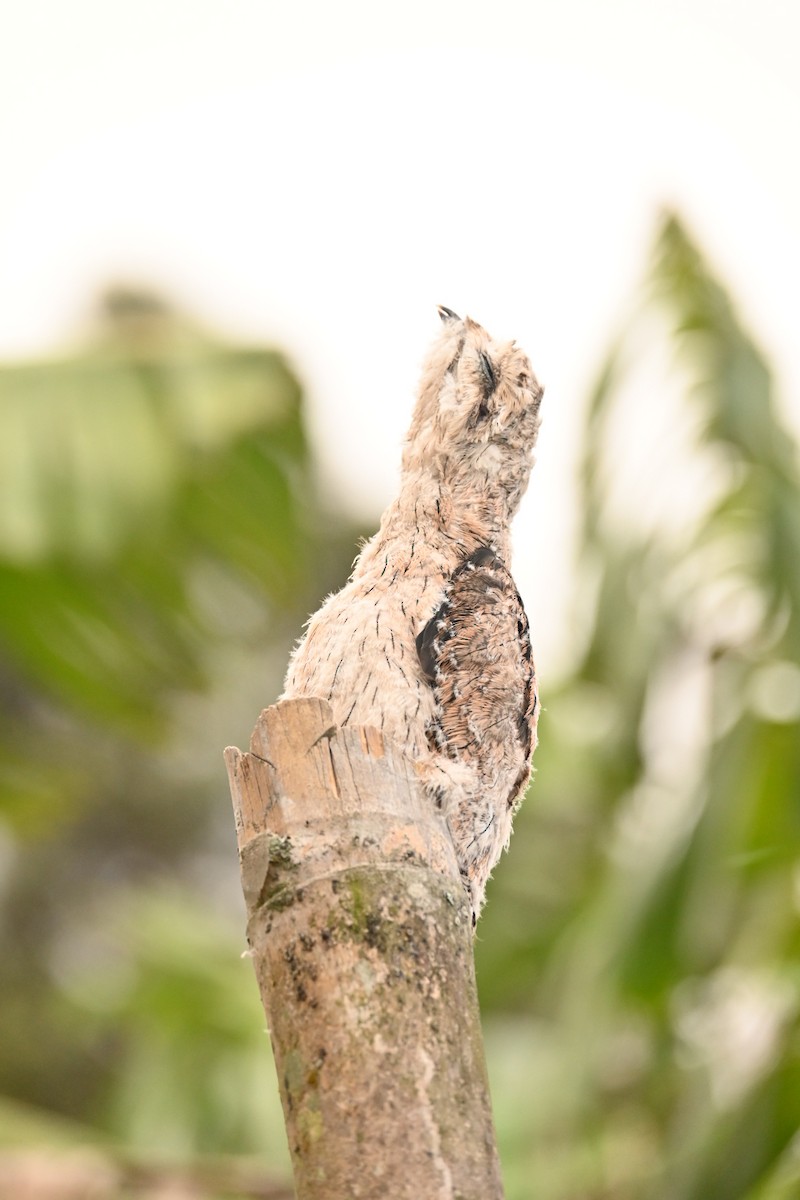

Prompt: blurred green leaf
[
  {"left": 0, "top": 293, "right": 313, "bottom": 738},
  {"left": 479, "top": 213, "right": 800, "bottom": 1199},
  {"left": 0, "top": 288, "right": 357, "bottom": 1188}
]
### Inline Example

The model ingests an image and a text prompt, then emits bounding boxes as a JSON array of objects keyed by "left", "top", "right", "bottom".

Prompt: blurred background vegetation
[{"left": 1, "top": 215, "right": 798, "bottom": 1200}]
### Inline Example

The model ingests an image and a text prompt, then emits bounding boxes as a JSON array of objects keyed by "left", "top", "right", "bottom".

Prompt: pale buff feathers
[{"left": 282, "top": 311, "right": 543, "bottom": 921}]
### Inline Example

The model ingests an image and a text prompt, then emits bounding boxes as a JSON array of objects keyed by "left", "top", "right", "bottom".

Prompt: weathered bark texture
[{"left": 224, "top": 697, "right": 504, "bottom": 1200}]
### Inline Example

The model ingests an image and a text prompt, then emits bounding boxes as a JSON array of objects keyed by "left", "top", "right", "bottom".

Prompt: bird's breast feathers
[{"left": 284, "top": 543, "right": 536, "bottom": 800}]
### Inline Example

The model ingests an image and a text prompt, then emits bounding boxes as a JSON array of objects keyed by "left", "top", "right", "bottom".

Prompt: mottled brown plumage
[
  {"left": 418, "top": 545, "right": 537, "bottom": 863},
  {"left": 283, "top": 308, "right": 543, "bottom": 922}
]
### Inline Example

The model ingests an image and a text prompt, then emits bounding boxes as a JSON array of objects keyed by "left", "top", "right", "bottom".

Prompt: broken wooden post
[{"left": 224, "top": 697, "right": 504, "bottom": 1199}]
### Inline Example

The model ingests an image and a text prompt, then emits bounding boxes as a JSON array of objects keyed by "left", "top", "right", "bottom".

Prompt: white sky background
[{"left": 0, "top": 0, "right": 798, "bottom": 681}]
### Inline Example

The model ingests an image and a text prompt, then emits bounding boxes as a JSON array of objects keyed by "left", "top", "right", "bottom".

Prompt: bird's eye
[{"left": 478, "top": 351, "right": 497, "bottom": 397}]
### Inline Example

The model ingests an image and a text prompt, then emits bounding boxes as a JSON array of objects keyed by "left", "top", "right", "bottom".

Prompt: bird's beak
[{"left": 437, "top": 305, "right": 460, "bottom": 323}]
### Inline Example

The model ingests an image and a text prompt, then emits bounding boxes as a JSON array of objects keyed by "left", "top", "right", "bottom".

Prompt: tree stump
[{"left": 224, "top": 697, "right": 504, "bottom": 1199}]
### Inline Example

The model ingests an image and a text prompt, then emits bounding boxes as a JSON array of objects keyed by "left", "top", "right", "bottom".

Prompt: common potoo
[{"left": 282, "top": 307, "right": 543, "bottom": 923}]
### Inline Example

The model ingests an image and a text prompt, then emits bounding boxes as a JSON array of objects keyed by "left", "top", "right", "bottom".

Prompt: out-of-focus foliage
[
  {"left": 0, "top": 288, "right": 314, "bottom": 739},
  {"left": 478, "top": 215, "right": 800, "bottom": 1200},
  {"left": 0, "top": 290, "right": 360, "bottom": 1182},
  {"left": 1, "top": 216, "right": 798, "bottom": 1200}
]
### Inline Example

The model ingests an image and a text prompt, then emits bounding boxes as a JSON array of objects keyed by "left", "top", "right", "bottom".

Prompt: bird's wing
[{"left": 416, "top": 546, "right": 537, "bottom": 808}]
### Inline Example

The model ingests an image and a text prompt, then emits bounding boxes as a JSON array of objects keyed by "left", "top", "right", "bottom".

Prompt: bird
[{"left": 282, "top": 306, "right": 544, "bottom": 923}]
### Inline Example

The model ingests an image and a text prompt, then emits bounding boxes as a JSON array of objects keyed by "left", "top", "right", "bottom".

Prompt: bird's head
[{"left": 402, "top": 307, "right": 544, "bottom": 518}]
